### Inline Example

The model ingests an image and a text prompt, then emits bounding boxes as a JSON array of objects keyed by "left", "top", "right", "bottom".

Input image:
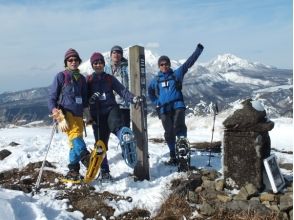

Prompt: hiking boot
[
  {"left": 65, "top": 169, "right": 81, "bottom": 181},
  {"left": 100, "top": 172, "right": 113, "bottom": 182},
  {"left": 165, "top": 157, "right": 178, "bottom": 166},
  {"left": 81, "top": 151, "right": 90, "bottom": 168}
]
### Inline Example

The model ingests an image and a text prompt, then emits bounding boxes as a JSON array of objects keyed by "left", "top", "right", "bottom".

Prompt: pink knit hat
[{"left": 90, "top": 52, "right": 105, "bottom": 66}]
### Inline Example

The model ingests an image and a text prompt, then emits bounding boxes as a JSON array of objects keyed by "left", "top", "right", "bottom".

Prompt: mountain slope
[{"left": 0, "top": 50, "right": 292, "bottom": 127}]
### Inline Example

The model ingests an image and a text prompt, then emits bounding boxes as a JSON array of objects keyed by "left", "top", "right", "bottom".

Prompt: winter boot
[
  {"left": 116, "top": 127, "right": 137, "bottom": 168},
  {"left": 81, "top": 150, "right": 91, "bottom": 168},
  {"left": 165, "top": 156, "right": 178, "bottom": 166},
  {"left": 66, "top": 163, "right": 81, "bottom": 181},
  {"left": 101, "top": 171, "right": 113, "bottom": 181},
  {"left": 164, "top": 142, "right": 178, "bottom": 166}
]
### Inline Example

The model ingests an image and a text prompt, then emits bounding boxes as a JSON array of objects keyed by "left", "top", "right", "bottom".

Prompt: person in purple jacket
[
  {"left": 87, "top": 52, "right": 141, "bottom": 180},
  {"left": 148, "top": 43, "right": 204, "bottom": 165},
  {"left": 48, "top": 48, "right": 90, "bottom": 180}
]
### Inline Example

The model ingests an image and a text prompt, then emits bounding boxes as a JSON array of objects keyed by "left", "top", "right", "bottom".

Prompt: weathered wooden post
[{"left": 129, "top": 45, "right": 150, "bottom": 180}]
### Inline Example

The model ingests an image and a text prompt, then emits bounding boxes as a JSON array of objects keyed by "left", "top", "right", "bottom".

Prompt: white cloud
[{"left": 145, "top": 42, "right": 160, "bottom": 49}]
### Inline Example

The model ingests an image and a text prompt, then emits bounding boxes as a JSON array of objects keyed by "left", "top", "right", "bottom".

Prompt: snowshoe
[
  {"left": 118, "top": 127, "right": 137, "bottom": 168},
  {"left": 84, "top": 140, "right": 107, "bottom": 183},
  {"left": 176, "top": 137, "right": 191, "bottom": 172}
]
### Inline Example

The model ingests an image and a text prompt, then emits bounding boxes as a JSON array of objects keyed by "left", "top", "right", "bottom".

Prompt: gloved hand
[
  {"left": 51, "top": 108, "right": 69, "bottom": 132},
  {"left": 83, "top": 107, "right": 93, "bottom": 125},
  {"left": 197, "top": 43, "right": 204, "bottom": 50},
  {"left": 89, "top": 92, "right": 101, "bottom": 104},
  {"left": 132, "top": 96, "right": 144, "bottom": 105}
]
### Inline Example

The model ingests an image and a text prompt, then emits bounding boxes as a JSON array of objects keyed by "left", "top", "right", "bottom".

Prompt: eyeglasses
[
  {"left": 160, "top": 63, "right": 169, "bottom": 66},
  {"left": 93, "top": 60, "right": 104, "bottom": 65},
  {"left": 67, "top": 58, "right": 79, "bottom": 63}
]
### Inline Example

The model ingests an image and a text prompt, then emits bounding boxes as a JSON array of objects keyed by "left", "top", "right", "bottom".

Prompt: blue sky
[{"left": 0, "top": 0, "right": 292, "bottom": 93}]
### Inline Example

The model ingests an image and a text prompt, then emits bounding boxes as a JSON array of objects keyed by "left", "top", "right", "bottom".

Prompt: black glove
[
  {"left": 132, "top": 96, "right": 144, "bottom": 105},
  {"left": 197, "top": 43, "right": 204, "bottom": 50},
  {"left": 89, "top": 92, "right": 101, "bottom": 104}
]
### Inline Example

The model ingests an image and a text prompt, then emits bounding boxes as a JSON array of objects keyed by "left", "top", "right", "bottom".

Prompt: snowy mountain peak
[{"left": 205, "top": 53, "right": 257, "bottom": 72}]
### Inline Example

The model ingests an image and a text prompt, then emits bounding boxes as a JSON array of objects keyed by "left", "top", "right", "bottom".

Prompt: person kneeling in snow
[
  {"left": 48, "top": 48, "right": 90, "bottom": 181},
  {"left": 86, "top": 52, "right": 141, "bottom": 180},
  {"left": 148, "top": 43, "right": 204, "bottom": 165}
]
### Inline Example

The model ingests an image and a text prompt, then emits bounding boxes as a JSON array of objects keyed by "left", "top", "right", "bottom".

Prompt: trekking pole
[
  {"left": 34, "top": 122, "right": 57, "bottom": 193},
  {"left": 207, "top": 102, "right": 218, "bottom": 167}
]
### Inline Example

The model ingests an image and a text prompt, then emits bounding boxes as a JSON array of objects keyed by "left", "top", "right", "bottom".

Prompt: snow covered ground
[{"left": 0, "top": 113, "right": 292, "bottom": 220}]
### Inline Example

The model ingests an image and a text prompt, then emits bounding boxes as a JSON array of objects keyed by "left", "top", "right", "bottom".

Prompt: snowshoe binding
[
  {"left": 118, "top": 127, "right": 137, "bottom": 168},
  {"left": 176, "top": 137, "right": 191, "bottom": 172},
  {"left": 59, "top": 170, "right": 84, "bottom": 184}
]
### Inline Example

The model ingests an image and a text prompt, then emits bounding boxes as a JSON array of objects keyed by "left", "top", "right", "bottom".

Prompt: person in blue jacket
[
  {"left": 48, "top": 48, "right": 90, "bottom": 180},
  {"left": 148, "top": 43, "right": 204, "bottom": 165},
  {"left": 87, "top": 52, "right": 141, "bottom": 180}
]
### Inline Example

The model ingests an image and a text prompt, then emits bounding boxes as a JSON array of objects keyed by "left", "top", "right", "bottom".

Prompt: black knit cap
[
  {"left": 158, "top": 55, "right": 170, "bottom": 66},
  {"left": 110, "top": 45, "right": 123, "bottom": 55}
]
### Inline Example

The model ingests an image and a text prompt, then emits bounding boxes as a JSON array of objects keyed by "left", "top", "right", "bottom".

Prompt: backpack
[
  {"left": 154, "top": 72, "right": 182, "bottom": 97},
  {"left": 58, "top": 70, "right": 83, "bottom": 105}
]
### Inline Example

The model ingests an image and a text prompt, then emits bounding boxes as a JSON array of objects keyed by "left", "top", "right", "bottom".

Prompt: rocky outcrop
[{"left": 223, "top": 99, "right": 274, "bottom": 191}]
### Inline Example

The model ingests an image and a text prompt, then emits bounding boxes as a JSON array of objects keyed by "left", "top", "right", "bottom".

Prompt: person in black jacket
[{"left": 87, "top": 52, "right": 141, "bottom": 180}]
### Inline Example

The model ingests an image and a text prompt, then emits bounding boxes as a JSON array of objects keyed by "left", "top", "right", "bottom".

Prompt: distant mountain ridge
[{"left": 0, "top": 49, "right": 292, "bottom": 127}]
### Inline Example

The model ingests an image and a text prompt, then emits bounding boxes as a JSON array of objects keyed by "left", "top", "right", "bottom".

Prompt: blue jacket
[
  {"left": 148, "top": 45, "right": 203, "bottom": 115},
  {"left": 87, "top": 72, "right": 134, "bottom": 116},
  {"left": 48, "top": 70, "right": 88, "bottom": 117}
]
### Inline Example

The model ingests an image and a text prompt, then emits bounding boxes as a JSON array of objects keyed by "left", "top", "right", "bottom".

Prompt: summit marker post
[{"left": 129, "top": 45, "right": 150, "bottom": 180}]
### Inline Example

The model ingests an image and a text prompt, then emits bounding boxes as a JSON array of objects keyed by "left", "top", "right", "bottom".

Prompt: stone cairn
[{"left": 223, "top": 99, "right": 274, "bottom": 191}]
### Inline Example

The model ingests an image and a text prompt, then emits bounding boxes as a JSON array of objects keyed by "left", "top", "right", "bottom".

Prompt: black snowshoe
[{"left": 176, "top": 137, "right": 191, "bottom": 172}]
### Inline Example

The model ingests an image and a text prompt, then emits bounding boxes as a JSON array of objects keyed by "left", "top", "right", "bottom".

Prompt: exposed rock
[
  {"left": 234, "top": 187, "right": 249, "bottom": 200},
  {"left": 217, "top": 194, "right": 232, "bottom": 203},
  {"left": 200, "top": 201, "right": 215, "bottom": 216},
  {"left": 279, "top": 194, "right": 293, "bottom": 211},
  {"left": 215, "top": 179, "right": 224, "bottom": 191},
  {"left": 260, "top": 193, "right": 276, "bottom": 202},
  {"left": 223, "top": 99, "right": 274, "bottom": 191},
  {"left": 8, "top": 142, "right": 20, "bottom": 146},
  {"left": 0, "top": 149, "right": 11, "bottom": 160},
  {"left": 245, "top": 183, "right": 259, "bottom": 197},
  {"left": 280, "top": 163, "right": 293, "bottom": 171}
]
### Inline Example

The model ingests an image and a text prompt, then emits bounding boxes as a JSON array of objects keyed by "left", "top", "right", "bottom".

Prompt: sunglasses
[
  {"left": 112, "top": 51, "right": 122, "bottom": 55},
  {"left": 67, "top": 58, "right": 79, "bottom": 63},
  {"left": 93, "top": 60, "right": 104, "bottom": 65},
  {"left": 160, "top": 63, "right": 169, "bottom": 67}
]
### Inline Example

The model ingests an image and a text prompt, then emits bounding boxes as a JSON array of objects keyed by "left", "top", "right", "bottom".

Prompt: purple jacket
[
  {"left": 48, "top": 70, "right": 88, "bottom": 117},
  {"left": 87, "top": 72, "right": 134, "bottom": 115}
]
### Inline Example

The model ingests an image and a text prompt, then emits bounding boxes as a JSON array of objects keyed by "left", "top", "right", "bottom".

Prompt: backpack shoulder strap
[{"left": 57, "top": 70, "right": 72, "bottom": 105}]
